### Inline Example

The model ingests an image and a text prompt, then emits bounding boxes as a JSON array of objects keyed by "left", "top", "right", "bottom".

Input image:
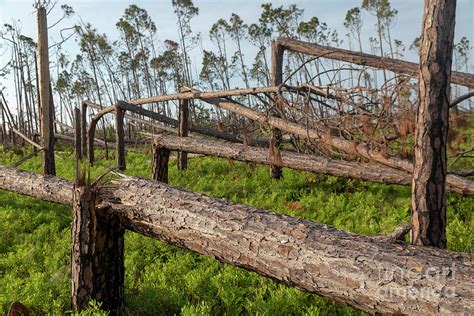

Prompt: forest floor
[{"left": 0, "top": 146, "right": 473, "bottom": 315}]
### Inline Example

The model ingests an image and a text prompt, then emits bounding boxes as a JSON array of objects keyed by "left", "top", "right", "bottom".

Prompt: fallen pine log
[
  {"left": 153, "top": 134, "right": 414, "bottom": 186},
  {"left": 275, "top": 37, "right": 474, "bottom": 89},
  {"left": 0, "top": 165, "right": 472, "bottom": 314}
]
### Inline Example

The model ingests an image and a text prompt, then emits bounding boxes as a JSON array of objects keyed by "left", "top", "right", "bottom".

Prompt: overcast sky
[{"left": 0, "top": 0, "right": 473, "bottom": 105}]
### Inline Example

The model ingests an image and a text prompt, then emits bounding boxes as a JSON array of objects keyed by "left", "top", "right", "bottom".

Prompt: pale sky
[{"left": 0, "top": 0, "right": 473, "bottom": 106}]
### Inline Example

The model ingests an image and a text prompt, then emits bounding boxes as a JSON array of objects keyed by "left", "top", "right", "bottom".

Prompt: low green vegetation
[{"left": 0, "top": 147, "right": 472, "bottom": 315}]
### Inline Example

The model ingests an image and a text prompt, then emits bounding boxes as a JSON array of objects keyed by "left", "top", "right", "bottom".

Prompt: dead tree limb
[
  {"left": 275, "top": 37, "right": 474, "bottom": 89},
  {"left": 0, "top": 166, "right": 472, "bottom": 315}
]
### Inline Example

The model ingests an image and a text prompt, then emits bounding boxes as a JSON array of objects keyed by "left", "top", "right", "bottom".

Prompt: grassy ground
[{"left": 0, "top": 146, "right": 472, "bottom": 315}]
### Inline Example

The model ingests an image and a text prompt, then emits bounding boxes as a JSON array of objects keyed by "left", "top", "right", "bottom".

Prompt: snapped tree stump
[{"left": 71, "top": 170, "right": 125, "bottom": 312}]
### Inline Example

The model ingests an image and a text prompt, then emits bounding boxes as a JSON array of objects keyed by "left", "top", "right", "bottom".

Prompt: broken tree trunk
[
  {"left": 36, "top": 7, "right": 55, "bottom": 175},
  {"left": 0, "top": 165, "right": 473, "bottom": 315},
  {"left": 411, "top": 0, "right": 456, "bottom": 249},
  {"left": 152, "top": 143, "right": 170, "bottom": 183},
  {"left": 195, "top": 91, "right": 474, "bottom": 195},
  {"left": 270, "top": 41, "right": 284, "bottom": 179},
  {"left": 275, "top": 37, "right": 474, "bottom": 89},
  {"left": 71, "top": 169, "right": 124, "bottom": 311},
  {"left": 74, "top": 107, "right": 82, "bottom": 160},
  {"left": 115, "top": 105, "right": 126, "bottom": 171},
  {"left": 81, "top": 102, "right": 88, "bottom": 158},
  {"left": 177, "top": 97, "right": 189, "bottom": 171}
]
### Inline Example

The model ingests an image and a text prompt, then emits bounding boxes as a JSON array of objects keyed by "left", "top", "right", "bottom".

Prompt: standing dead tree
[{"left": 36, "top": 6, "right": 55, "bottom": 175}]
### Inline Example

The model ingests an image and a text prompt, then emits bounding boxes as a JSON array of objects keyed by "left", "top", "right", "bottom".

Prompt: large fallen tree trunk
[
  {"left": 275, "top": 37, "right": 474, "bottom": 89},
  {"left": 0, "top": 165, "right": 472, "bottom": 314},
  {"left": 193, "top": 91, "right": 474, "bottom": 195},
  {"left": 153, "top": 134, "right": 415, "bottom": 186}
]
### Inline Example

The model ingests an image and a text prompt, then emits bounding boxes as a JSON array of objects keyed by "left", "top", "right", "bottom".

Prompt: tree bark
[
  {"left": 81, "top": 102, "right": 88, "bottom": 158},
  {"left": 177, "top": 97, "right": 189, "bottom": 171},
  {"left": 152, "top": 144, "right": 170, "bottom": 183},
  {"left": 275, "top": 37, "right": 474, "bottom": 89},
  {"left": 36, "top": 7, "right": 55, "bottom": 175},
  {"left": 115, "top": 105, "right": 126, "bottom": 171},
  {"left": 270, "top": 41, "right": 284, "bottom": 179},
  {"left": 153, "top": 134, "right": 418, "bottom": 186},
  {"left": 74, "top": 107, "right": 82, "bottom": 160},
  {"left": 71, "top": 172, "right": 124, "bottom": 312},
  {"left": 411, "top": 0, "right": 457, "bottom": 249},
  {"left": 0, "top": 166, "right": 473, "bottom": 315}
]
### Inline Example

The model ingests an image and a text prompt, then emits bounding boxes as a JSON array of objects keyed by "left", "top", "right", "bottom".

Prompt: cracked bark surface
[
  {"left": 1, "top": 166, "right": 472, "bottom": 314},
  {"left": 71, "top": 179, "right": 124, "bottom": 311},
  {"left": 411, "top": 0, "right": 456, "bottom": 248}
]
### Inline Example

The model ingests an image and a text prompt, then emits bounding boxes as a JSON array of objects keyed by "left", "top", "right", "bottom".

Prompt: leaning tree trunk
[{"left": 411, "top": 0, "right": 457, "bottom": 249}]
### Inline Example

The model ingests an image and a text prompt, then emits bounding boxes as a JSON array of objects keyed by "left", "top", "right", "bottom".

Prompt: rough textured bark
[
  {"left": 154, "top": 135, "right": 417, "bottom": 186},
  {"left": 177, "top": 97, "right": 189, "bottom": 171},
  {"left": 36, "top": 7, "right": 55, "bottom": 175},
  {"left": 270, "top": 41, "right": 284, "bottom": 179},
  {"left": 103, "top": 176, "right": 473, "bottom": 315},
  {"left": 71, "top": 179, "right": 96, "bottom": 310},
  {"left": 411, "top": 0, "right": 456, "bottom": 249},
  {"left": 152, "top": 144, "right": 170, "bottom": 183},
  {"left": 195, "top": 91, "right": 474, "bottom": 195},
  {"left": 71, "top": 175, "right": 125, "bottom": 312},
  {"left": 115, "top": 105, "right": 126, "bottom": 171},
  {"left": 1, "top": 166, "right": 473, "bottom": 314},
  {"left": 275, "top": 37, "right": 474, "bottom": 89},
  {"left": 74, "top": 107, "right": 82, "bottom": 160}
]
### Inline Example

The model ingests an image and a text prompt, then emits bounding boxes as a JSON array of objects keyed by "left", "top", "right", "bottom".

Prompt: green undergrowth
[{"left": 0, "top": 146, "right": 473, "bottom": 315}]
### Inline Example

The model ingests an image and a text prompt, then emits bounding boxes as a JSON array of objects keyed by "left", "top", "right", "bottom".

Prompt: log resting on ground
[
  {"left": 0, "top": 165, "right": 473, "bottom": 314},
  {"left": 153, "top": 134, "right": 415, "bottom": 186}
]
